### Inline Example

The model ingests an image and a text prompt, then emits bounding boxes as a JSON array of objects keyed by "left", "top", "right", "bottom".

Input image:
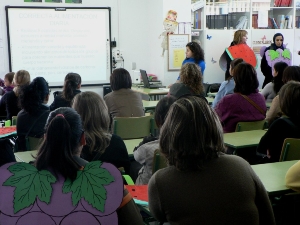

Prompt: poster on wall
[{"left": 168, "top": 34, "right": 189, "bottom": 71}]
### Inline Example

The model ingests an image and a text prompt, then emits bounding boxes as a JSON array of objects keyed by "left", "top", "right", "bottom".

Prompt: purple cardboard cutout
[
  {"left": 265, "top": 48, "right": 292, "bottom": 69},
  {"left": 0, "top": 162, "right": 123, "bottom": 225}
]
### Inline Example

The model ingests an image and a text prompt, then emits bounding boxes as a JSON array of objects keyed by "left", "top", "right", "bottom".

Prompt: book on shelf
[
  {"left": 280, "top": 0, "right": 292, "bottom": 6},
  {"left": 277, "top": 14, "right": 285, "bottom": 29},
  {"left": 274, "top": 0, "right": 282, "bottom": 7},
  {"left": 271, "top": 18, "right": 279, "bottom": 29},
  {"left": 252, "top": 14, "right": 258, "bottom": 29}
]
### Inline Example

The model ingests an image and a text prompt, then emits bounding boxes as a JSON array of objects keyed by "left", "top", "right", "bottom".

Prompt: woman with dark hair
[
  {"left": 0, "top": 70, "right": 30, "bottom": 120},
  {"left": 104, "top": 68, "right": 144, "bottom": 120},
  {"left": 49, "top": 72, "right": 81, "bottom": 111},
  {"left": 261, "top": 61, "right": 288, "bottom": 103},
  {"left": 72, "top": 91, "right": 130, "bottom": 174},
  {"left": 258, "top": 81, "right": 300, "bottom": 163},
  {"left": 170, "top": 63, "right": 204, "bottom": 98},
  {"left": 148, "top": 96, "right": 275, "bottom": 224},
  {"left": 133, "top": 96, "right": 176, "bottom": 185},
  {"left": 215, "top": 63, "right": 266, "bottom": 133},
  {"left": 266, "top": 66, "right": 300, "bottom": 125},
  {"left": 261, "top": 33, "right": 291, "bottom": 88},
  {"left": 212, "top": 58, "right": 244, "bottom": 108},
  {"left": 17, "top": 77, "right": 50, "bottom": 151}
]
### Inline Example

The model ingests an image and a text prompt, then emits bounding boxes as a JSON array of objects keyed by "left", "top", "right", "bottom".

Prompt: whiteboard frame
[{"left": 168, "top": 34, "right": 189, "bottom": 71}]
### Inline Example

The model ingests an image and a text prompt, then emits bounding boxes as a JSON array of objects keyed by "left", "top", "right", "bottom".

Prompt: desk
[
  {"left": 142, "top": 100, "right": 159, "bottom": 112},
  {"left": 252, "top": 160, "right": 297, "bottom": 195},
  {"left": 206, "top": 97, "right": 214, "bottom": 105},
  {"left": 132, "top": 87, "right": 169, "bottom": 100},
  {"left": 207, "top": 92, "right": 217, "bottom": 98},
  {"left": 15, "top": 150, "right": 37, "bottom": 163},
  {"left": 0, "top": 126, "right": 17, "bottom": 138},
  {"left": 124, "top": 138, "right": 143, "bottom": 156},
  {"left": 223, "top": 130, "right": 266, "bottom": 149}
]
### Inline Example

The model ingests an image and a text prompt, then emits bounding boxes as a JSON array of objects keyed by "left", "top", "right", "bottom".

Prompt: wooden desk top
[
  {"left": 132, "top": 87, "right": 169, "bottom": 95},
  {"left": 252, "top": 160, "right": 298, "bottom": 195},
  {"left": 223, "top": 130, "right": 266, "bottom": 149}
]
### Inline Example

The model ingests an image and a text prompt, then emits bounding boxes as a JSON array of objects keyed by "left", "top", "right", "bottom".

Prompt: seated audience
[
  {"left": 169, "top": 63, "right": 204, "bottom": 98},
  {"left": 0, "top": 70, "right": 30, "bottom": 120},
  {"left": 148, "top": 96, "right": 275, "bottom": 224},
  {"left": 261, "top": 62, "right": 287, "bottom": 103},
  {"left": 0, "top": 107, "right": 143, "bottom": 224},
  {"left": 257, "top": 81, "right": 300, "bottom": 162},
  {"left": 104, "top": 68, "right": 144, "bottom": 121},
  {"left": 0, "top": 72, "right": 14, "bottom": 96},
  {"left": 72, "top": 91, "right": 130, "bottom": 174},
  {"left": 215, "top": 63, "right": 266, "bottom": 133},
  {"left": 286, "top": 160, "right": 300, "bottom": 192},
  {"left": 266, "top": 66, "right": 300, "bottom": 126},
  {"left": 212, "top": 58, "right": 244, "bottom": 108},
  {"left": 134, "top": 96, "right": 176, "bottom": 185},
  {"left": 50, "top": 72, "right": 81, "bottom": 111},
  {"left": 17, "top": 77, "right": 50, "bottom": 151}
]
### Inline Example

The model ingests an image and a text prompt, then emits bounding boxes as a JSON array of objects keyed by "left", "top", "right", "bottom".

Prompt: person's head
[
  {"left": 233, "top": 30, "right": 248, "bottom": 44},
  {"left": 179, "top": 63, "right": 204, "bottom": 95},
  {"left": 62, "top": 73, "right": 81, "bottom": 101},
  {"left": 35, "top": 107, "right": 84, "bottom": 181},
  {"left": 110, "top": 68, "right": 132, "bottom": 91},
  {"left": 273, "top": 33, "right": 284, "bottom": 48},
  {"left": 233, "top": 63, "right": 259, "bottom": 95},
  {"left": 72, "top": 91, "right": 111, "bottom": 154},
  {"left": 273, "top": 62, "right": 288, "bottom": 94},
  {"left": 159, "top": 96, "right": 225, "bottom": 171},
  {"left": 282, "top": 66, "right": 300, "bottom": 84},
  {"left": 4, "top": 72, "right": 14, "bottom": 87},
  {"left": 229, "top": 58, "right": 244, "bottom": 77},
  {"left": 279, "top": 81, "right": 300, "bottom": 121},
  {"left": 19, "top": 77, "right": 50, "bottom": 115},
  {"left": 185, "top": 42, "right": 205, "bottom": 63},
  {"left": 154, "top": 96, "right": 176, "bottom": 128},
  {"left": 13, "top": 70, "right": 31, "bottom": 96}
]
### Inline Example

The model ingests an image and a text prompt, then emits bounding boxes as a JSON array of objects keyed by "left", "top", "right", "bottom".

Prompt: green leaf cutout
[
  {"left": 282, "top": 49, "right": 291, "bottom": 59},
  {"left": 268, "top": 50, "right": 280, "bottom": 60},
  {"left": 3, "top": 163, "right": 56, "bottom": 214},
  {"left": 62, "top": 161, "right": 115, "bottom": 212}
]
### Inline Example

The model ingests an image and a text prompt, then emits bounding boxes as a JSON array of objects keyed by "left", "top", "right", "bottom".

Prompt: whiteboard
[
  {"left": 6, "top": 6, "right": 112, "bottom": 86},
  {"left": 168, "top": 34, "right": 189, "bottom": 71}
]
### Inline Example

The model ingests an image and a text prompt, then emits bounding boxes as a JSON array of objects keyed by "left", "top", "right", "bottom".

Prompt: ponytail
[{"left": 62, "top": 73, "right": 81, "bottom": 101}]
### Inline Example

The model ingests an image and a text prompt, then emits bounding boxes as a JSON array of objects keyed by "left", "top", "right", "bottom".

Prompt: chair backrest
[
  {"left": 12, "top": 116, "right": 17, "bottom": 126},
  {"left": 152, "top": 149, "right": 167, "bottom": 174},
  {"left": 279, "top": 138, "right": 300, "bottom": 161},
  {"left": 26, "top": 137, "right": 43, "bottom": 151},
  {"left": 235, "top": 120, "right": 267, "bottom": 132},
  {"left": 113, "top": 115, "right": 153, "bottom": 139}
]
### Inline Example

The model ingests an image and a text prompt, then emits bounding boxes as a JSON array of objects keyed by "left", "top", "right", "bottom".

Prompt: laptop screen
[{"left": 140, "top": 69, "right": 150, "bottom": 88}]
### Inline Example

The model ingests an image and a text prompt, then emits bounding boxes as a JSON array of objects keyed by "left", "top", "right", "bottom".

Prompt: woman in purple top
[{"left": 215, "top": 63, "right": 266, "bottom": 133}]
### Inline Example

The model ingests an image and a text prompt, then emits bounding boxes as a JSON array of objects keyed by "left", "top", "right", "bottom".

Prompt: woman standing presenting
[{"left": 260, "top": 33, "right": 291, "bottom": 88}]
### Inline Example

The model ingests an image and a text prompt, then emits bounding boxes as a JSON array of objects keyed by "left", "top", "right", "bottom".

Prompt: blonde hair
[
  {"left": 13, "top": 70, "right": 30, "bottom": 96},
  {"left": 233, "top": 30, "right": 248, "bottom": 44},
  {"left": 180, "top": 63, "right": 204, "bottom": 94},
  {"left": 72, "top": 91, "right": 111, "bottom": 154}
]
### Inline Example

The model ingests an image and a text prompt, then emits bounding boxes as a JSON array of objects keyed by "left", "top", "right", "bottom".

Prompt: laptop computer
[{"left": 140, "top": 69, "right": 165, "bottom": 89}]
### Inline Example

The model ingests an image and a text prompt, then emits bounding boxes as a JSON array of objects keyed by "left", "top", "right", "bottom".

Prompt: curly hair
[
  {"left": 233, "top": 30, "right": 248, "bottom": 45},
  {"left": 62, "top": 73, "right": 81, "bottom": 101},
  {"left": 233, "top": 63, "right": 259, "bottom": 95},
  {"left": 159, "top": 96, "right": 225, "bottom": 171},
  {"left": 72, "top": 91, "right": 111, "bottom": 155},
  {"left": 19, "top": 77, "right": 49, "bottom": 115},
  {"left": 186, "top": 42, "right": 205, "bottom": 64},
  {"left": 273, "top": 62, "right": 288, "bottom": 94},
  {"left": 179, "top": 63, "right": 204, "bottom": 95}
]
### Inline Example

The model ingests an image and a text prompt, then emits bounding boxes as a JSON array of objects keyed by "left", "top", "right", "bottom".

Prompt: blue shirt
[
  {"left": 177, "top": 58, "right": 206, "bottom": 80},
  {"left": 212, "top": 78, "right": 234, "bottom": 108}
]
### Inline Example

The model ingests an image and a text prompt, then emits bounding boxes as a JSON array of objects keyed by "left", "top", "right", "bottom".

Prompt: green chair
[
  {"left": 235, "top": 120, "right": 267, "bottom": 132},
  {"left": 113, "top": 115, "right": 153, "bottom": 140},
  {"left": 152, "top": 149, "right": 167, "bottom": 174},
  {"left": 279, "top": 138, "right": 300, "bottom": 162},
  {"left": 26, "top": 137, "right": 43, "bottom": 151},
  {"left": 12, "top": 116, "right": 17, "bottom": 126}
]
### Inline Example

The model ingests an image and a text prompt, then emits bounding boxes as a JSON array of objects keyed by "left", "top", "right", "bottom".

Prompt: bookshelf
[{"left": 190, "top": 0, "right": 300, "bottom": 86}]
